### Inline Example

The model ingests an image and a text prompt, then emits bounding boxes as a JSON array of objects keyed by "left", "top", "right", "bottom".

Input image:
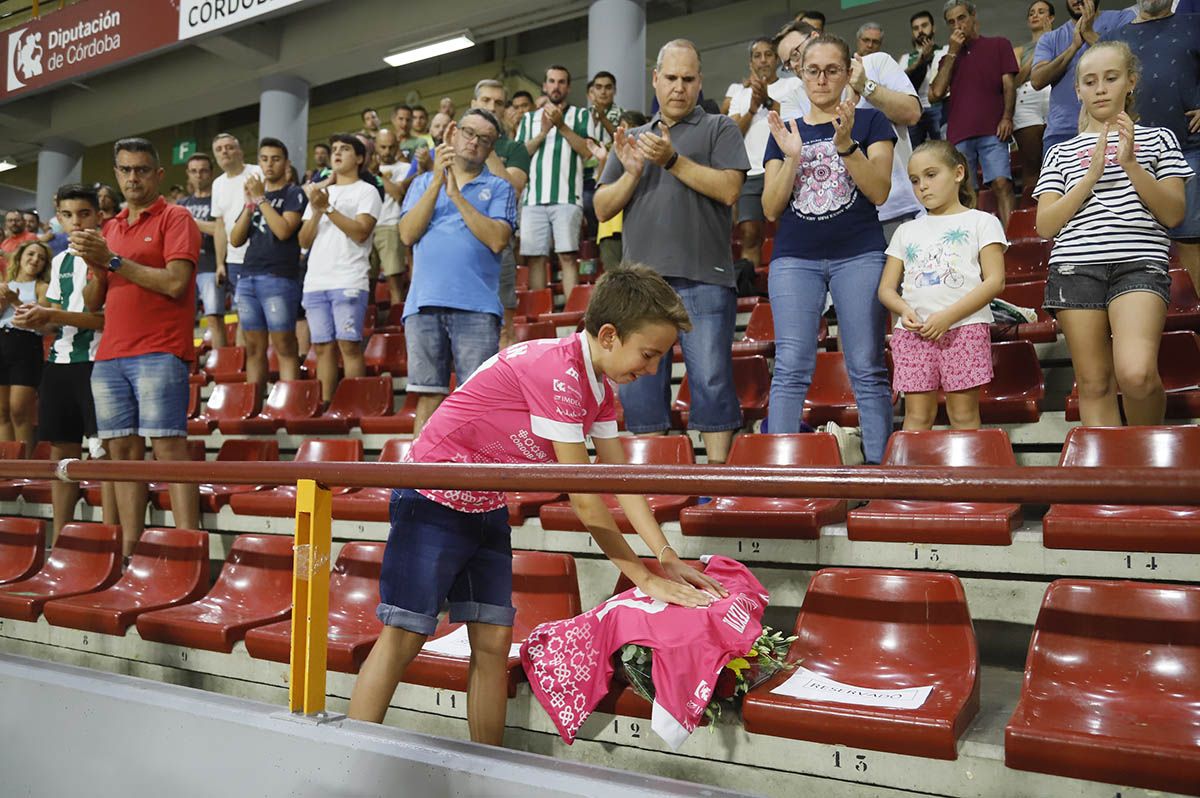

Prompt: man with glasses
[
  {"left": 73, "top": 137, "right": 201, "bottom": 559},
  {"left": 399, "top": 109, "right": 517, "bottom": 436}
]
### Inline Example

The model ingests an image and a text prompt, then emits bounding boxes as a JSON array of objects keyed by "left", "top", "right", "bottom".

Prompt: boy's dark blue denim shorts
[{"left": 376, "top": 488, "right": 515, "bottom": 636}]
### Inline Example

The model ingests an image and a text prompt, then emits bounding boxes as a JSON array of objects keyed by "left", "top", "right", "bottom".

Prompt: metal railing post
[{"left": 288, "top": 478, "right": 331, "bottom": 716}]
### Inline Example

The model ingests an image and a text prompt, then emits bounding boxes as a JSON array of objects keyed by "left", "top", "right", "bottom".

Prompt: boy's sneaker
[{"left": 820, "top": 422, "right": 864, "bottom": 467}]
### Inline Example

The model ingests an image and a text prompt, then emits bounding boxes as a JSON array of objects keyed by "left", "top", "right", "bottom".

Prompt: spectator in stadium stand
[
  {"left": 399, "top": 110, "right": 516, "bottom": 436},
  {"left": 1031, "top": 0, "right": 1135, "bottom": 156},
  {"left": 1013, "top": 1, "right": 1057, "bottom": 191},
  {"left": 899, "top": 10, "right": 950, "bottom": 147},
  {"left": 176, "top": 154, "right": 220, "bottom": 355},
  {"left": 471, "top": 79, "right": 532, "bottom": 349},
  {"left": 411, "top": 105, "right": 434, "bottom": 147},
  {"left": 929, "top": 0, "right": 1019, "bottom": 229},
  {"left": 210, "top": 132, "right": 264, "bottom": 346},
  {"left": 0, "top": 239, "right": 50, "bottom": 451},
  {"left": 582, "top": 72, "right": 623, "bottom": 245},
  {"left": 228, "top": 138, "right": 307, "bottom": 389},
  {"left": 22, "top": 210, "right": 41, "bottom": 234},
  {"left": 1103, "top": 0, "right": 1200, "bottom": 291},
  {"left": 298, "top": 135, "right": 381, "bottom": 402},
  {"left": 307, "top": 142, "right": 331, "bottom": 183},
  {"left": 76, "top": 137, "right": 201, "bottom": 558},
  {"left": 12, "top": 184, "right": 115, "bottom": 542},
  {"left": 515, "top": 65, "right": 599, "bottom": 296},
  {"left": 372, "top": 128, "right": 411, "bottom": 307},
  {"left": 725, "top": 37, "right": 781, "bottom": 268},
  {"left": 856, "top": 22, "right": 885, "bottom": 57},
  {"left": 392, "top": 105, "right": 422, "bottom": 161},
  {"left": 595, "top": 39, "right": 749, "bottom": 464},
  {"left": 797, "top": 9, "right": 825, "bottom": 31},
  {"left": 761, "top": 34, "right": 896, "bottom": 464},
  {"left": 429, "top": 112, "right": 452, "bottom": 146},
  {"left": 359, "top": 107, "right": 381, "bottom": 141},
  {"left": 166, "top": 185, "right": 187, "bottom": 204},
  {"left": 510, "top": 90, "right": 534, "bottom": 120},
  {"left": 595, "top": 110, "right": 649, "bottom": 272},
  {"left": 0, "top": 209, "right": 37, "bottom": 272},
  {"left": 439, "top": 96, "right": 457, "bottom": 119},
  {"left": 96, "top": 184, "right": 121, "bottom": 227}
]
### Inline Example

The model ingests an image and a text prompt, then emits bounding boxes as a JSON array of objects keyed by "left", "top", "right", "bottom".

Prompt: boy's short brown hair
[{"left": 583, "top": 263, "right": 692, "bottom": 338}]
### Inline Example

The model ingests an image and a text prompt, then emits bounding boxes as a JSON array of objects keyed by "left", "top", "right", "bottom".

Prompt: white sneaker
[{"left": 820, "top": 421, "right": 865, "bottom": 466}]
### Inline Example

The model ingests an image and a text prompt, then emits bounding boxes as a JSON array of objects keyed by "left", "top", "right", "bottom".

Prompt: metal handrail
[{"left": 0, "top": 459, "right": 1197, "bottom": 505}]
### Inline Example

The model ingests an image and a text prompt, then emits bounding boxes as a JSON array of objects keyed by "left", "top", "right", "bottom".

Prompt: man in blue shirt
[
  {"left": 400, "top": 109, "right": 517, "bottom": 435},
  {"left": 1032, "top": 0, "right": 1136, "bottom": 155}
]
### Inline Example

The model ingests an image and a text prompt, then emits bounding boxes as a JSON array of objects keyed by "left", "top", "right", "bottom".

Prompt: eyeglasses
[
  {"left": 115, "top": 165, "right": 155, "bottom": 177},
  {"left": 458, "top": 126, "right": 497, "bottom": 147},
  {"left": 801, "top": 65, "right": 847, "bottom": 82}
]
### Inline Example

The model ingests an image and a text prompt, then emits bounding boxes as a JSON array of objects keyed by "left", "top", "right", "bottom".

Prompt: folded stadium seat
[
  {"left": 42, "top": 528, "right": 209, "bottom": 636},
  {"left": 539, "top": 436, "right": 696, "bottom": 533},
  {"left": 373, "top": 305, "right": 405, "bottom": 334},
  {"left": 359, "top": 391, "right": 418, "bottom": 435},
  {"left": 507, "top": 490, "right": 565, "bottom": 526},
  {"left": 228, "top": 439, "right": 365, "bottom": 517},
  {"left": 847, "top": 429, "right": 1022, "bottom": 545},
  {"left": 1005, "top": 579, "right": 1200, "bottom": 794},
  {"left": 1042, "top": 426, "right": 1200, "bottom": 553},
  {"left": 0, "top": 517, "right": 45, "bottom": 584},
  {"left": 803, "top": 351, "right": 892, "bottom": 427},
  {"left": 514, "top": 288, "right": 553, "bottom": 323},
  {"left": 1065, "top": 331, "right": 1200, "bottom": 421},
  {"left": 363, "top": 332, "right": 407, "bottom": 377},
  {"left": 243, "top": 541, "right": 386, "bottom": 672},
  {"left": 1004, "top": 206, "right": 1039, "bottom": 244},
  {"left": 373, "top": 280, "right": 391, "bottom": 309},
  {"left": 188, "top": 357, "right": 208, "bottom": 386},
  {"left": 672, "top": 355, "right": 770, "bottom": 428},
  {"left": 0, "top": 523, "right": 122, "bottom": 621},
  {"left": 539, "top": 284, "right": 593, "bottom": 328},
  {"left": 151, "top": 439, "right": 280, "bottom": 513},
  {"left": 736, "top": 295, "right": 763, "bottom": 314},
  {"left": 285, "top": 376, "right": 393, "bottom": 434},
  {"left": 935, "top": 340, "right": 1043, "bottom": 424},
  {"left": 976, "top": 188, "right": 997, "bottom": 216},
  {"left": 135, "top": 534, "right": 293, "bottom": 652},
  {"left": 730, "top": 303, "right": 777, "bottom": 357},
  {"left": 743, "top": 568, "right": 980, "bottom": 760},
  {"left": 218, "top": 379, "right": 322, "bottom": 434},
  {"left": 204, "top": 346, "right": 247, "bottom": 384},
  {"left": 330, "top": 439, "right": 411, "bottom": 522},
  {"left": 402, "top": 551, "right": 581, "bottom": 696},
  {"left": 189, "top": 382, "right": 261, "bottom": 435},
  {"left": 0, "top": 439, "right": 28, "bottom": 501},
  {"left": 1165, "top": 268, "right": 1200, "bottom": 333},
  {"left": 1005, "top": 239, "right": 1053, "bottom": 284},
  {"left": 679, "top": 433, "right": 846, "bottom": 539},
  {"left": 187, "top": 383, "right": 201, "bottom": 419},
  {"left": 361, "top": 309, "right": 376, "bottom": 339},
  {"left": 516, "top": 264, "right": 529, "bottom": 291},
  {"left": 992, "top": 280, "right": 1057, "bottom": 343},
  {"left": 512, "top": 320, "right": 556, "bottom": 342},
  {"left": 761, "top": 236, "right": 774, "bottom": 264},
  {"left": 200, "top": 321, "right": 239, "bottom": 352}
]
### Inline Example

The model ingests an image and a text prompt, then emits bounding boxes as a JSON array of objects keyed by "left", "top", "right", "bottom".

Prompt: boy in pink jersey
[{"left": 349, "top": 265, "right": 727, "bottom": 745}]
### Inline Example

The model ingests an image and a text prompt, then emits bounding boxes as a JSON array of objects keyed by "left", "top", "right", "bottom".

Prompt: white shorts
[
  {"left": 519, "top": 204, "right": 584, "bottom": 257},
  {"left": 1013, "top": 82, "right": 1050, "bottom": 131}
]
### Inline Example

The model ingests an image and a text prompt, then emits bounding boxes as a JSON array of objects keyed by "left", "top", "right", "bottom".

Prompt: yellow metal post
[{"left": 288, "top": 478, "right": 332, "bottom": 715}]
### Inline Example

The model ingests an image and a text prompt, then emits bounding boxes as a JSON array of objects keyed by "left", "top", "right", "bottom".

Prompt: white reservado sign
[{"left": 771, "top": 667, "right": 934, "bottom": 710}]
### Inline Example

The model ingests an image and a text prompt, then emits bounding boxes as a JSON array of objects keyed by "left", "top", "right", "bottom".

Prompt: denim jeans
[
  {"left": 236, "top": 273, "right": 301, "bottom": 333},
  {"left": 404, "top": 307, "right": 500, "bottom": 393},
  {"left": 619, "top": 277, "right": 742, "bottom": 433},
  {"left": 768, "top": 252, "right": 893, "bottom": 464}
]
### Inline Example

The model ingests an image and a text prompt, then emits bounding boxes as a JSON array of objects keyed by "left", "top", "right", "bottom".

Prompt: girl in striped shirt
[{"left": 1034, "top": 41, "right": 1193, "bottom": 426}]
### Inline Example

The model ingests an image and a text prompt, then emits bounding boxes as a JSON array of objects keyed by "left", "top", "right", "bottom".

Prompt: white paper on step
[
  {"left": 770, "top": 667, "right": 933, "bottom": 710},
  {"left": 420, "top": 625, "right": 523, "bottom": 659}
]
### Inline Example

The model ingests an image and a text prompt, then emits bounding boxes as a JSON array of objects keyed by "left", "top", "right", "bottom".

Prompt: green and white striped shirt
[
  {"left": 515, "top": 105, "right": 594, "bottom": 206},
  {"left": 46, "top": 251, "right": 100, "bottom": 364}
]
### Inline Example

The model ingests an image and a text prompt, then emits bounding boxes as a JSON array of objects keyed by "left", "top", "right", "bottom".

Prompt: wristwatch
[
  {"left": 862, "top": 79, "right": 879, "bottom": 99},
  {"left": 106, "top": 254, "right": 123, "bottom": 272}
]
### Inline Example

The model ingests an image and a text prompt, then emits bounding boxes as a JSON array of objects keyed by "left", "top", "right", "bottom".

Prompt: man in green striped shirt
[{"left": 515, "top": 65, "right": 598, "bottom": 297}]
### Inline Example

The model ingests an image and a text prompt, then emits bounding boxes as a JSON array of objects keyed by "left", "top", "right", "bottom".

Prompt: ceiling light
[
  {"left": 0, "top": 159, "right": 16, "bottom": 173},
  {"left": 384, "top": 32, "right": 474, "bottom": 68}
]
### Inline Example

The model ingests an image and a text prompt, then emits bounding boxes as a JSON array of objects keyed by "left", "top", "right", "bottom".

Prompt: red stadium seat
[
  {"left": 189, "top": 382, "right": 261, "bottom": 435},
  {"left": 42, "top": 528, "right": 209, "bottom": 636},
  {"left": 515, "top": 288, "right": 553, "bottom": 322},
  {"left": 1004, "top": 207, "right": 1039, "bottom": 244},
  {"left": 847, "top": 430, "right": 1021, "bottom": 545},
  {"left": 1005, "top": 579, "right": 1200, "bottom": 795},
  {"left": 803, "top": 351, "right": 864, "bottom": 427},
  {"left": 373, "top": 280, "right": 391, "bottom": 308},
  {"left": 0, "top": 523, "right": 122, "bottom": 622},
  {"left": 1005, "top": 239, "right": 1052, "bottom": 283},
  {"left": 1165, "top": 268, "right": 1200, "bottom": 333},
  {"left": 0, "top": 517, "right": 45, "bottom": 585},
  {"left": 228, "top": 439, "right": 364, "bottom": 517},
  {"left": 204, "top": 346, "right": 247, "bottom": 384},
  {"left": 218, "top": 379, "right": 322, "bottom": 434},
  {"left": 286, "top": 376, "right": 393, "bottom": 434},
  {"left": 187, "top": 383, "right": 201, "bottom": 418},
  {"left": 743, "top": 568, "right": 980, "bottom": 760},
  {"left": 507, "top": 490, "right": 564, "bottom": 525},
  {"left": 0, "top": 440, "right": 29, "bottom": 501},
  {"left": 135, "top": 534, "right": 293, "bottom": 652},
  {"left": 673, "top": 355, "right": 770, "bottom": 428},
  {"left": 930, "top": 340, "right": 1043, "bottom": 424},
  {"left": 539, "top": 284, "right": 593, "bottom": 328},
  {"left": 512, "top": 320, "right": 557, "bottom": 342},
  {"left": 401, "top": 551, "right": 581, "bottom": 696},
  {"left": 244, "top": 541, "right": 386, "bottom": 673},
  {"left": 1065, "top": 331, "right": 1200, "bottom": 421},
  {"left": 330, "top": 439, "right": 412, "bottom": 521},
  {"left": 539, "top": 436, "right": 697, "bottom": 533},
  {"left": 679, "top": 433, "right": 846, "bottom": 539},
  {"left": 515, "top": 264, "right": 529, "bottom": 291},
  {"left": 152, "top": 439, "right": 280, "bottom": 513},
  {"left": 359, "top": 391, "right": 418, "bottom": 435},
  {"left": 976, "top": 188, "right": 997, "bottom": 215},
  {"left": 363, "top": 332, "right": 407, "bottom": 377},
  {"left": 992, "top": 280, "right": 1057, "bottom": 344},
  {"left": 1042, "top": 426, "right": 1200, "bottom": 553}
]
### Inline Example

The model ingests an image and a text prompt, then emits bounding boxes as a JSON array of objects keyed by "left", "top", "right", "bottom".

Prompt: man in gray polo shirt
[{"left": 595, "top": 38, "right": 749, "bottom": 464}]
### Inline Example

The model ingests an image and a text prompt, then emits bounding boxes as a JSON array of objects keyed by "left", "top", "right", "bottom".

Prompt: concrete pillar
[
  {"left": 259, "top": 74, "right": 310, "bottom": 176},
  {"left": 36, "top": 137, "right": 84, "bottom": 222},
  {"left": 588, "top": 0, "right": 646, "bottom": 113}
]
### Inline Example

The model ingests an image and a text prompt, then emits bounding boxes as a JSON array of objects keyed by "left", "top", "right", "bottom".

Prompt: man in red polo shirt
[{"left": 73, "top": 137, "right": 201, "bottom": 558}]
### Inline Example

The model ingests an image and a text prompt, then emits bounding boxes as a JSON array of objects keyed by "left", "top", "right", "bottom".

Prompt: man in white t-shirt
[
  {"left": 374, "top": 128, "right": 408, "bottom": 306},
  {"left": 898, "top": 10, "right": 950, "bottom": 147},
  {"left": 210, "top": 132, "right": 262, "bottom": 346},
  {"left": 298, "top": 135, "right": 382, "bottom": 401},
  {"left": 725, "top": 37, "right": 780, "bottom": 268}
]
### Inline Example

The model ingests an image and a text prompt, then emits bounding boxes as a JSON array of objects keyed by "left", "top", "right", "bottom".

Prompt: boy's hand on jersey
[
  {"left": 641, "top": 574, "right": 714, "bottom": 609},
  {"left": 661, "top": 554, "right": 728, "bottom": 599},
  {"left": 919, "top": 310, "right": 952, "bottom": 341},
  {"left": 900, "top": 308, "right": 923, "bottom": 331}
]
